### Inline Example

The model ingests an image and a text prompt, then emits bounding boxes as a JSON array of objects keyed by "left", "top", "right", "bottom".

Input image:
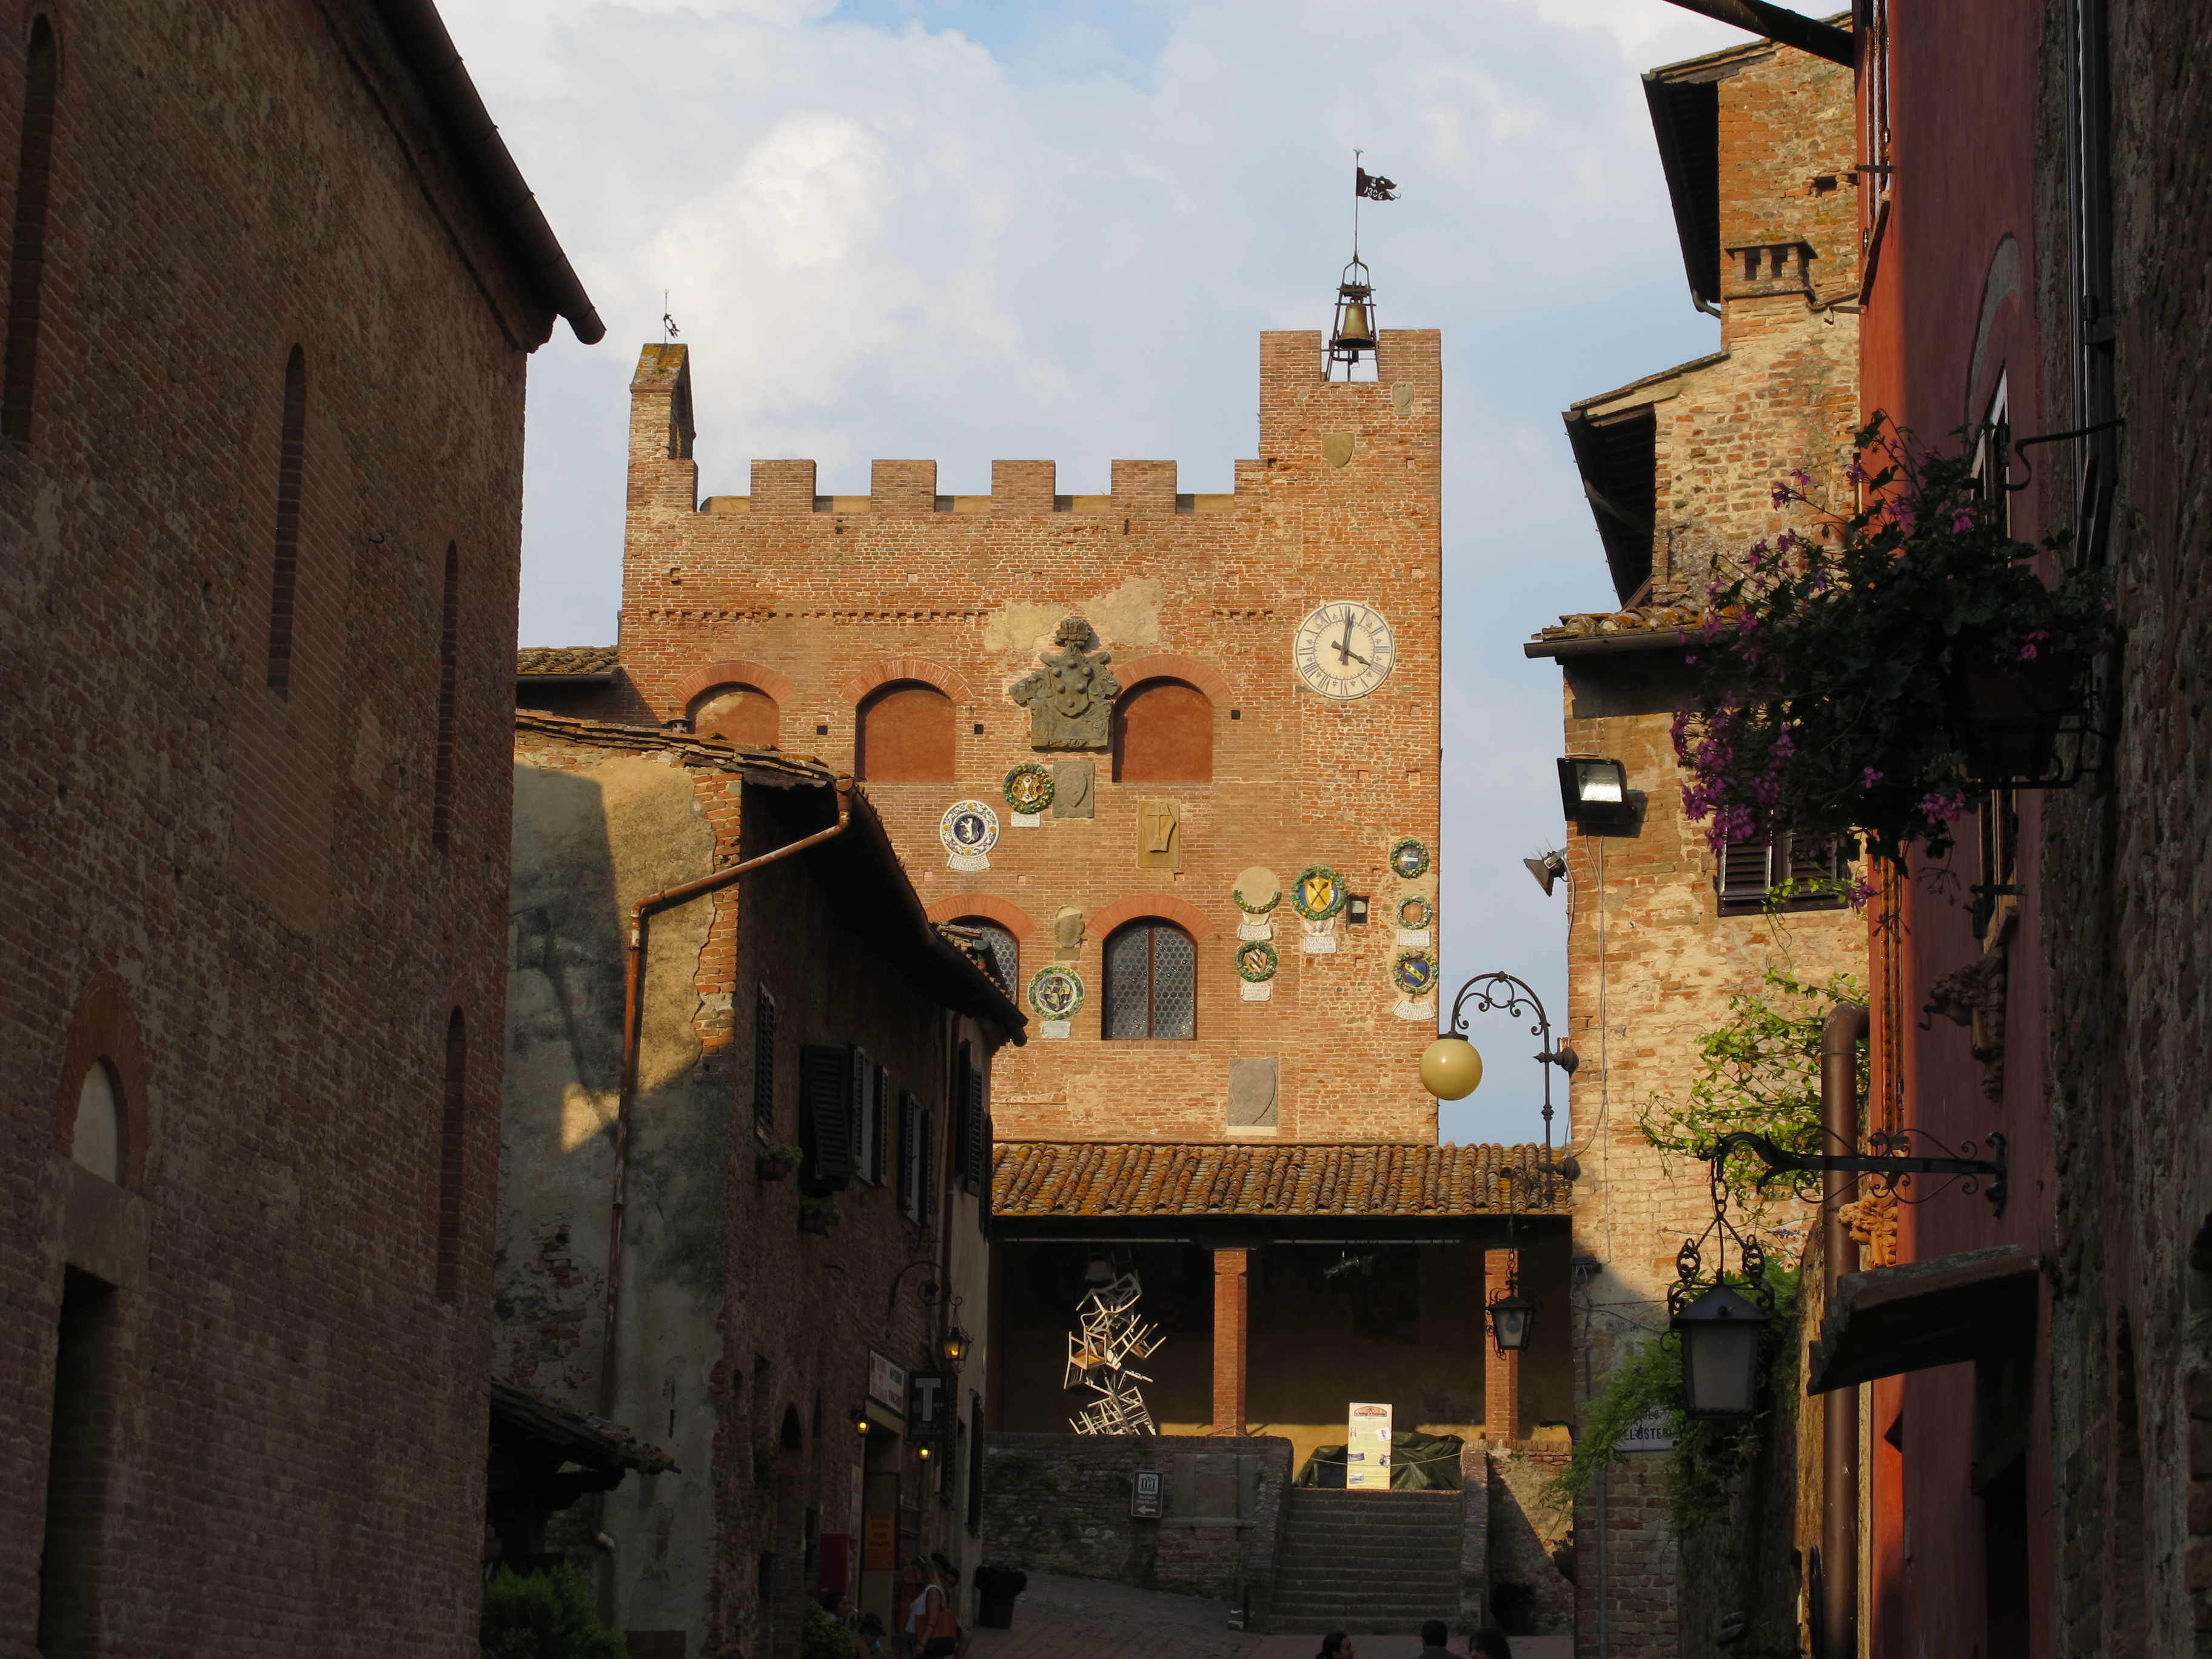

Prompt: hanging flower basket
[{"left": 1675, "top": 414, "right": 2111, "bottom": 867}]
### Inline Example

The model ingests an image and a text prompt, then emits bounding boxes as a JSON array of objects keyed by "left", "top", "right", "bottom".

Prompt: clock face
[{"left": 1293, "top": 601, "right": 1396, "bottom": 700}]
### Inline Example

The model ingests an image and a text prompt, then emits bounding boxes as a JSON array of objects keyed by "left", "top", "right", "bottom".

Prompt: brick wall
[
  {"left": 603, "top": 329, "right": 1443, "bottom": 1145},
  {"left": 981, "top": 1432, "right": 1292, "bottom": 1615},
  {"left": 1, "top": 3, "right": 557, "bottom": 1655}
]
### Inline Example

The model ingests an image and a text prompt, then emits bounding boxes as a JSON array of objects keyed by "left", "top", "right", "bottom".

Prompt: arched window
[
  {"left": 69, "top": 1061, "right": 122, "bottom": 1184},
  {"left": 1113, "top": 679, "right": 1213, "bottom": 783},
  {"left": 692, "top": 682, "right": 780, "bottom": 747},
  {"left": 857, "top": 681, "right": 954, "bottom": 781},
  {"left": 953, "top": 919, "right": 1018, "bottom": 994},
  {"left": 1104, "top": 920, "right": 1197, "bottom": 1040}
]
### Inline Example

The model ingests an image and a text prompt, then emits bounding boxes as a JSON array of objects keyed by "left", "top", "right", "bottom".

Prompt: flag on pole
[{"left": 1356, "top": 167, "right": 1398, "bottom": 201}]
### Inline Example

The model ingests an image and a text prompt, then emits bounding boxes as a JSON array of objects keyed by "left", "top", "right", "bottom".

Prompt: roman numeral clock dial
[{"left": 1292, "top": 601, "right": 1396, "bottom": 700}]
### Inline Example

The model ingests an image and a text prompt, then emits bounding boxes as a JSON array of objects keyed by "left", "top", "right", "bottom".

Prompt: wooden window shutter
[
  {"left": 852, "top": 1047, "right": 877, "bottom": 1183},
  {"left": 800, "top": 1044, "right": 854, "bottom": 1188},
  {"left": 964, "top": 1059, "right": 987, "bottom": 1196},
  {"left": 919, "top": 1108, "right": 935, "bottom": 1225}
]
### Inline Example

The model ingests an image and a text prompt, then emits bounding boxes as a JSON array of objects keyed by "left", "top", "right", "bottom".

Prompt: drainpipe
[
  {"left": 1820, "top": 1004, "right": 1868, "bottom": 1659},
  {"left": 597, "top": 779, "right": 856, "bottom": 1418}
]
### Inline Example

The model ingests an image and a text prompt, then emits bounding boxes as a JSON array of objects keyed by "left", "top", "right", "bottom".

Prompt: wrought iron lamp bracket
[{"left": 1703, "top": 1128, "right": 2008, "bottom": 1217}]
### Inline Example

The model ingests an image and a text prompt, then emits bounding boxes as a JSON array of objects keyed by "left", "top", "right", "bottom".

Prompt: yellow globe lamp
[{"left": 1420, "top": 1036, "right": 1484, "bottom": 1101}]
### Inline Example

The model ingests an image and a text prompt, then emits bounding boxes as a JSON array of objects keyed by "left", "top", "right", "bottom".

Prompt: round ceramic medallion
[
  {"left": 1392, "top": 949, "right": 1438, "bottom": 998},
  {"left": 1290, "top": 865, "right": 1349, "bottom": 921},
  {"left": 1235, "top": 940, "right": 1280, "bottom": 982},
  {"left": 1002, "top": 763, "right": 1053, "bottom": 814},
  {"left": 1398, "top": 895, "right": 1435, "bottom": 930},
  {"left": 1027, "top": 964, "right": 1085, "bottom": 1021},
  {"left": 1389, "top": 837, "right": 1432, "bottom": 880},
  {"left": 1232, "top": 865, "right": 1282, "bottom": 914},
  {"left": 939, "top": 799, "right": 1000, "bottom": 859}
]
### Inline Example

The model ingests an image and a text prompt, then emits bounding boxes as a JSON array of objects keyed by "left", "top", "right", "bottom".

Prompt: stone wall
[
  {"left": 3, "top": 4, "right": 560, "bottom": 1656},
  {"left": 982, "top": 1432, "right": 1292, "bottom": 1618},
  {"left": 1488, "top": 1447, "right": 1575, "bottom": 1637},
  {"left": 602, "top": 330, "right": 1444, "bottom": 1145}
]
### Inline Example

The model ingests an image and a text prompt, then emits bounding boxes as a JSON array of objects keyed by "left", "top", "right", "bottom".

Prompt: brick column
[
  {"left": 1211, "top": 1247, "right": 1249, "bottom": 1435},
  {"left": 1483, "top": 1247, "right": 1520, "bottom": 1444}
]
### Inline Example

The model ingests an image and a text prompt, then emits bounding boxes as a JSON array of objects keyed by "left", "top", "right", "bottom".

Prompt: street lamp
[
  {"left": 1423, "top": 971, "right": 1581, "bottom": 1190},
  {"left": 1671, "top": 1284, "right": 1772, "bottom": 1418}
]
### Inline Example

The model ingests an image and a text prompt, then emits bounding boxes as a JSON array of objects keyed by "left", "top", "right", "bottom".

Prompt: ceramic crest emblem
[
  {"left": 1027, "top": 964, "right": 1085, "bottom": 1022},
  {"left": 1389, "top": 837, "right": 1432, "bottom": 880},
  {"left": 1290, "top": 865, "right": 1349, "bottom": 922},
  {"left": 1391, "top": 949, "right": 1438, "bottom": 998},
  {"left": 1002, "top": 762, "right": 1053, "bottom": 815},
  {"left": 939, "top": 799, "right": 1000, "bottom": 871}
]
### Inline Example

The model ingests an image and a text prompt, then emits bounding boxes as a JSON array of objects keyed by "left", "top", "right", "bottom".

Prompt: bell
[{"left": 1334, "top": 300, "right": 1376, "bottom": 350}]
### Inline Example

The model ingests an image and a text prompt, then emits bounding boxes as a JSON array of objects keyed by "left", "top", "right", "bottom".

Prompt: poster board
[{"left": 1346, "top": 1401, "right": 1393, "bottom": 1490}]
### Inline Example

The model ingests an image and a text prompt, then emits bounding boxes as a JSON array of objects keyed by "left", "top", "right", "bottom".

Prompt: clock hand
[
  {"left": 1341, "top": 647, "right": 1371, "bottom": 667},
  {"left": 1337, "top": 611, "right": 1356, "bottom": 663}
]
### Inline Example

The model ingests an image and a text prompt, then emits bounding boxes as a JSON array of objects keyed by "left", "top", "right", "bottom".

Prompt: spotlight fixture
[
  {"left": 1556, "top": 757, "right": 1633, "bottom": 828},
  {"left": 1524, "top": 848, "right": 1568, "bottom": 896}
]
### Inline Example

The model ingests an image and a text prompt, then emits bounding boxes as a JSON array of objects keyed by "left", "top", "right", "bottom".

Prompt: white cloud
[{"left": 446, "top": 0, "right": 1757, "bottom": 1141}]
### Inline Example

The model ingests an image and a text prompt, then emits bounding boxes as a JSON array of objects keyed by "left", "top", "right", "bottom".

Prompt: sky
[{"left": 441, "top": 0, "right": 1749, "bottom": 1147}]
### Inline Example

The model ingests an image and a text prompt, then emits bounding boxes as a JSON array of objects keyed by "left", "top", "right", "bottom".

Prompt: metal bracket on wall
[{"left": 1705, "top": 1128, "right": 2008, "bottom": 1216}]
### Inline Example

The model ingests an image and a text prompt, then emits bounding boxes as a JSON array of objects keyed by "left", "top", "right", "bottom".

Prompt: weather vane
[
  {"left": 1330, "top": 150, "right": 1398, "bottom": 379},
  {"left": 662, "top": 290, "right": 680, "bottom": 344}
]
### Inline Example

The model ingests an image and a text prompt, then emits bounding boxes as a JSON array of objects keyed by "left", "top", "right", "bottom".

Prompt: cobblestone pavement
[{"left": 968, "top": 1573, "right": 1571, "bottom": 1659}]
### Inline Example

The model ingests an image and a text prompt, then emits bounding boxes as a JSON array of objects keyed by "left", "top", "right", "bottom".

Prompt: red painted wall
[{"left": 1856, "top": 5, "right": 2059, "bottom": 1658}]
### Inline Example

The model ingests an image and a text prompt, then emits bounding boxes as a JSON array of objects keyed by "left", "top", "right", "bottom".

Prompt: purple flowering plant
[{"left": 1674, "top": 415, "right": 2110, "bottom": 868}]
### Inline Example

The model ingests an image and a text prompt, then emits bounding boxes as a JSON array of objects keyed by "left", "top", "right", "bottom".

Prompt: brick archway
[
  {"left": 927, "top": 894, "right": 1041, "bottom": 939},
  {"left": 53, "top": 972, "right": 150, "bottom": 1190},
  {"left": 839, "top": 655, "right": 974, "bottom": 706},
  {"left": 1111, "top": 654, "right": 1235, "bottom": 706},
  {"left": 672, "top": 658, "right": 797, "bottom": 710},
  {"left": 1088, "top": 893, "right": 1216, "bottom": 940}
]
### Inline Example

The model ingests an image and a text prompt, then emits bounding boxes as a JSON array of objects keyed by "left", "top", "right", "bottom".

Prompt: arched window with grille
[
  {"left": 1104, "top": 920, "right": 1196, "bottom": 1041},
  {"left": 952, "top": 918, "right": 1018, "bottom": 996}
]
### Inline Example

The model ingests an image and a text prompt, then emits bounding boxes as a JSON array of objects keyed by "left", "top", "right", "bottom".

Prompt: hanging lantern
[
  {"left": 1488, "top": 1283, "right": 1535, "bottom": 1353},
  {"left": 1671, "top": 1283, "right": 1772, "bottom": 1418}
]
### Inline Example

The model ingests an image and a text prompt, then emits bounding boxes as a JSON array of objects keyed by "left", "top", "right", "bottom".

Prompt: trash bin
[{"left": 973, "top": 1566, "right": 1028, "bottom": 1629}]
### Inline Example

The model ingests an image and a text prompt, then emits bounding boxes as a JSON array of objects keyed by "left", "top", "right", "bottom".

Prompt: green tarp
[{"left": 1293, "top": 1430, "right": 1466, "bottom": 1491}]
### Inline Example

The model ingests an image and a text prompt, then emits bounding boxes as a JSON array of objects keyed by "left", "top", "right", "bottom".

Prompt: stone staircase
[{"left": 1268, "top": 1487, "right": 1469, "bottom": 1634}]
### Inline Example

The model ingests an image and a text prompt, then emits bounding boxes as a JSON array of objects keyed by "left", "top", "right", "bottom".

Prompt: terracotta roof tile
[
  {"left": 517, "top": 645, "right": 619, "bottom": 675},
  {"left": 991, "top": 1141, "right": 1571, "bottom": 1219},
  {"left": 1532, "top": 602, "right": 1705, "bottom": 642}
]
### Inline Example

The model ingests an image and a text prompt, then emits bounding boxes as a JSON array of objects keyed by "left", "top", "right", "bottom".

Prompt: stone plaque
[
  {"left": 1009, "top": 618, "right": 1119, "bottom": 751},
  {"left": 1053, "top": 905, "right": 1084, "bottom": 962},
  {"left": 1136, "top": 799, "right": 1182, "bottom": 871},
  {"left": 1321, "top": 432, "right": 1355, "bottom": 468},
  {"left": 1053, "top": 760, "right": 1096, "bottom": 819},
  {"left": 1227, "top": 1057, "right": 1279, "bottom": 1127}
]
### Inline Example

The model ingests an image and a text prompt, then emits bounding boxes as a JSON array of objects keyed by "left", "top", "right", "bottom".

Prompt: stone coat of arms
[{"left": 1009, "top": 618, "right": 1120, "bottom": 751}]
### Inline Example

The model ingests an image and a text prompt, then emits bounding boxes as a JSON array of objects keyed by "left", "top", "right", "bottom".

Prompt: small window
[
  {"left": 2, "top": 18, "right": 59, "bottom": 444},
  {"left": 435, "top": 1010, "right": 467, "bottom": 1302},
  {"left": 69, "top": 1061, "right": 122, "bottom": 1184},
  {"left": 692, "top": 682, "right": 780, "bottom": 748},
  {"left": 431, "top": 543, "right": 460, "bottom": 851},
  {"left": 752, "top": 987, "right": 777, "bottom": 1142},
  {"left": 1717, "top": 834, "right": 1848, "bottom": 916},
  {"left": 266, "top": 346, "right": 308, "bottom": 695},
  {"left": 953, "top": 919, "right": 1017, "bottom": 994},
  {"left": 1113, "top": 679, "right": 1213, "bottom": 782},
  {"left": 1104, "top": 920, "right": 1198, "bottom": 1039},
  {"left": 857, "top": 682, "right": 955, "bottom": 782}
]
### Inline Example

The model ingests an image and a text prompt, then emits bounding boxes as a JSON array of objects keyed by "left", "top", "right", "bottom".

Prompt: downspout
[
  {"left": 596, "top": 779, "right": 856, "bottom": 1418},
  {"left": 1820, "top": 1004, "right": 1869, "bottom": 1659}
]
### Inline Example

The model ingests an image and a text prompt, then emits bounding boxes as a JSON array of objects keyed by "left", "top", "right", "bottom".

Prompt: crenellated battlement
[{"left": 625, "top": 330, "right": 1443, "bottom": 520}]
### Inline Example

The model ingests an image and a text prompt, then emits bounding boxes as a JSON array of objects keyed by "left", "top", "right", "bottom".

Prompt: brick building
[
  {"left": 1526, "top": 32, "right": 1865, "bottom": 1659},
  {"left": 498, "top": 712, "right": 1024, "bottom": 1658},
  {"left": 6, "top": 2, "right": 597, "bottom": 1657}
]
